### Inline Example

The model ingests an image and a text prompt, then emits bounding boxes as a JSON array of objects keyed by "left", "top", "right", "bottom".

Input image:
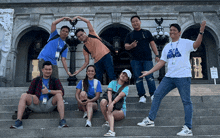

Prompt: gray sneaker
[
  {"left": 83, "top": 112, "right": 87, "bottom": 118},
  {"left": 137, "top": 117, "right": 155, "bottom": 127},
  {"left": 85, "top": 120, "right": 92, "bottom": 127},
  {"left": 151, "top": 95, "right": 154, "bottom": 102},
  {"left": 139, "top": 96, "right": 147, "bottom": 103},
  {"left": 177, "top": 125, "right": 193, "bottom": 136},
  {"left": 102, "top": 121, "right": 110, "bottom": 127},
  {"left": 104, "top": 130, "right": 116, "bottom": 137}
]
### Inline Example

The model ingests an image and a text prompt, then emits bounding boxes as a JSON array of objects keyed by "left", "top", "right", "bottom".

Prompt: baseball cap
[{"left": 122, "top": 69, "right": 132, "bottom": 79}]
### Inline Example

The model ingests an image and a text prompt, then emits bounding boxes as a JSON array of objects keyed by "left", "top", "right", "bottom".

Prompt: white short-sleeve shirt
[{"left": 161, "top": 38, "right": 196, "bottom": 78}]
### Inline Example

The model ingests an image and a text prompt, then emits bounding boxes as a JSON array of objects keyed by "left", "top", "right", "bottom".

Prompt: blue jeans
[
  {"left": 94, "top": 53, "right": 116, "bottom": 82},
  {"left": 130, "top": 60, "right": 156, "bottom": 97},
  {"left": 148, "top": 77, "right": 193, "bottom": 129}
]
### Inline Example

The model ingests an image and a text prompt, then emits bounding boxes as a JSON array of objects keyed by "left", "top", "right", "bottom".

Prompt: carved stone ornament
[
  {"left": 112, "top": 13, "right": 121, "bottom": 23},
  {"left": 0, "top": 9, "right": 14, "bottom": 77}
]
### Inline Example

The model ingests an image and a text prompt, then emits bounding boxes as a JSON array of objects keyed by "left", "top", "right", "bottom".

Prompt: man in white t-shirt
[{"left": 137, "top": 21, "right": 206, "bottom": 136}]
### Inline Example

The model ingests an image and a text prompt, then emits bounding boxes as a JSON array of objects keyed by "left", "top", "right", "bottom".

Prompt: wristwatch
[
  {"left": 156, "top": 55, "right": 160, "bottom": 58},
  {"left": 48, "top": 89, "right": 51, "bottom": 93},
  {"left": 199, "top": 32, "right": 204, "bottom": 35}
]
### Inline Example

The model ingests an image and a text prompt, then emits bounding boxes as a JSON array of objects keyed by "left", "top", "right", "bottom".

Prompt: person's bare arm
[
  {"left": 125, "top": 40, "right": 138, "bottom": 50},
  {"left": 193, "top": 21, "right": 206, "bottom": 49},
  {"left": 74, "top": 16, "right": 95, "bottom": 33},
  {"left": 61, "top": 57, "right": 73, "bottom": 76},
  {"left": 42, "top": 88, "right": 63, "bottom": 96},
  {"left": 51, "top": 17, "right": 72, "bottom": 33},
  {"left": 139, "top": 60, "right": 166, "bottom": 78},
  {"left": 149, "top": 41, "right": 160, "bottom": 62},
  {"left": 73, "top": 51, "right": 90, "bottom": 75}
]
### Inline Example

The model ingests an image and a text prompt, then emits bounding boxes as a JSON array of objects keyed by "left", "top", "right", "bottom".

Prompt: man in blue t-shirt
[
  {"left": 38, "top": 17, "right": 73, "bottom": 78},
  {"left": 124, "top": 15, "right": 159, "bottom": 103}
]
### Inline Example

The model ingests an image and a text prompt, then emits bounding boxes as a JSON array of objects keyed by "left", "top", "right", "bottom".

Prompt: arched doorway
[
  {"left": 182, "top": 26, "right": 208, "bottom": 80},
  {"left": 99, "top": 24, "right": 134, "bottom": 84},
  {"left": 15, "top": 27, "right": 49, "bottom": 86},
  {"left": 182, "top": 24, "right": 219, "bottom": 83}
]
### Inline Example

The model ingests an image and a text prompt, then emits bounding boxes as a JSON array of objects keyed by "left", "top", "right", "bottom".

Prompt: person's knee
[
  {"left": 54, "top": 93, "right": 63, "bottom": 101},
  {"left": 147, "top": 77, "right": 154, "bottom": 82},
  {"left": 136, "top": 78, "right": 143, "bottom": 84},
  {"left": 20, "top": 93, "right": 32, "bottom": 104},
  {"left": 86, "top": 102, "right": 93, "bottom": 109},
  {"left": 100, "top": 99, "right": 108, "bottom": 108},
  {"left": 80, "top": 91, "right": 87, "bottom": 100},
  {"left": 20, "top": 93, "right": 28, "bottom": 100}
]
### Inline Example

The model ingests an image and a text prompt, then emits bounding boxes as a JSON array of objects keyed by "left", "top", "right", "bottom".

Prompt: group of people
[
  {"left": 75, "top": 65, "right": 131, "bottom": 137},
  {"left": 11, "top": 60, "right": 132, "bottom": 137},
  {"left": 10, "top": 14, "right": 206, "bottom": 137}
]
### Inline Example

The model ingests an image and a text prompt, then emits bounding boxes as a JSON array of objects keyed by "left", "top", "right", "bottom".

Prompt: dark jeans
[
  {"left": 148, "top": 77, "right": 193, "bottom": 129},
  {"left": 130, "top": 60, "right": 156, "bottom": 97},
  {"left": 94, "top": 53, "right": 116, "bottom": 82}
]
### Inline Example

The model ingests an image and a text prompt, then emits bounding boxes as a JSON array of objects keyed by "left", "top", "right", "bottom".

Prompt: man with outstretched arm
[
  {"left": 137, "top": 21, "right": 206, "bottom": 136},
  {"left": 72, "top": 16, "right": 116, "bottom": 83},
  {"left": 11, "top": 61, "right": 68, "bottom": 129},
  {"left": 38, "top": 17, "right": 73, "bottom": 78}
]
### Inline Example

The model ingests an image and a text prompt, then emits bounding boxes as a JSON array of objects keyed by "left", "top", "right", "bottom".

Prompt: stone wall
[
  {"left": 0, "top": 9, "right": 14, "bottom": 86},
  {"left": 0, "top": 0, "right": 219, "bottom": 86}
]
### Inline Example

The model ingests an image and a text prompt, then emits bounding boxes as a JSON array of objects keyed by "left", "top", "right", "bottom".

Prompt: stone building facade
[{"left": 0, "top": 0, "right": 219, "bottom": 86}]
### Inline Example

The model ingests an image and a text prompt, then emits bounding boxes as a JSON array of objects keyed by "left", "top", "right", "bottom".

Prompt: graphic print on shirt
[{"left": 167, "top": 48, "right": 182, "bottom": 59}]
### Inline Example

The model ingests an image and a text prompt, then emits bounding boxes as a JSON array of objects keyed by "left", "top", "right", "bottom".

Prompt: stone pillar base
[{"left": 0, "top": 77, "right": 7, "bottom": 87}]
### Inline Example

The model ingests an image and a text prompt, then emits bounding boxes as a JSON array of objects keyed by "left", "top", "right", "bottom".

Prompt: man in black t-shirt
[{"left": 124, "top": 15, "right": 160, "bottom": 103}]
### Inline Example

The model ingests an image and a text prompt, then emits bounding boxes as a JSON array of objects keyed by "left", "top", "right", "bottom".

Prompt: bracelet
[{"left": 199, "top": 32, "right": 204, "bottom": 35}]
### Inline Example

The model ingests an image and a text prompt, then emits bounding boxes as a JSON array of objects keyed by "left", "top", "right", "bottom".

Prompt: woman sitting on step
[
  {"left": 75, "top": 65, "right": 102, "bottom": 127},
  {"left": 100, "top": 69, "right": 132, "bottom": 137}
]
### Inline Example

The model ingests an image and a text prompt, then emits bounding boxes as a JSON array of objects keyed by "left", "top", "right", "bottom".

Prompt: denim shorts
[{"left": 122, "top": 108, "right": 126, "bottom": 117}]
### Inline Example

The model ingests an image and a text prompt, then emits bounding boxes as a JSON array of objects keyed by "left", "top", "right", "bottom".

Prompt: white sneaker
[
  {"left": 137, "top": 117, "right": 155, "bottom": 127},
  {"left": 102, "top": 121, "right": 110, "bottom": 127},
  {"left": 83, "top": 112, "right": 87, "bottom": 118},
  {"left": 85, "top": 120, "right": 92, "bottom": 127},
  {"left": 151, "top": 95, "right": 154, "bottom": 102},
  {"left": 177, "top": 125, "right": 193, "bottom": 136},
  {"left": 104, "top": 130, "right": 116, "bottom": 137},
  {"left": 139, "top": 96, "right": 146, "bottom": 103}
]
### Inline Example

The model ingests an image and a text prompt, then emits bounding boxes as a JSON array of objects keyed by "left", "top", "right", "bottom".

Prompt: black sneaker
[
  {"left": 10, "top": 119, "right": 23, "bottom": 129},
  {"left": 58, "top": 119, "right": 69, "bottom": 128}
]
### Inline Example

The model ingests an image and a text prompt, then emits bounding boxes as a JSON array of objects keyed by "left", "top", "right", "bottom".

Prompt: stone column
[{"left": 0, "top": 9, "right": 14, "bottom": 86}]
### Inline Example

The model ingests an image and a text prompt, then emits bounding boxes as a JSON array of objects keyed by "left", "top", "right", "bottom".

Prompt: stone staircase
[{"left": 0, "top": 84, "right": 220, "bottom": 138}]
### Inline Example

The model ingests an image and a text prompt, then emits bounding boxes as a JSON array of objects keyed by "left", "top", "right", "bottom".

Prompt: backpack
[
  {"left": 83, "top": 34, "right": 116, "bottom": 56},
  {"left": 48, "top": 34, "right": 69, "bottom": 61},
  {"left": 81, "top": 79, "right": 98, "bottom": 93}
]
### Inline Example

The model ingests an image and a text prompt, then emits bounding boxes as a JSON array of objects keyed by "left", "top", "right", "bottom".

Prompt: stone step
[
  {"left": 2, "top": 136, "right": 220, "bottom": 138},
  {"left": 1, "top": 108, "right": 220, "bottom": 120},
  {"left": 1, "top": 95, "right": 220, "bottom": 105},
  {"left": 0, "top": 84, "right": 219, "bottom": 98},
  {"left": 1, "top": 85, "right": 219, "bottom": 138},
  {"left": 3, "top": 116, "right": 220, "bottom": 129},
  {"left": 1, "top": 100, "right": 220, "bottom": 114},
  {"left": 1, "top": 125, "right": 220, "bottom": 137}
]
